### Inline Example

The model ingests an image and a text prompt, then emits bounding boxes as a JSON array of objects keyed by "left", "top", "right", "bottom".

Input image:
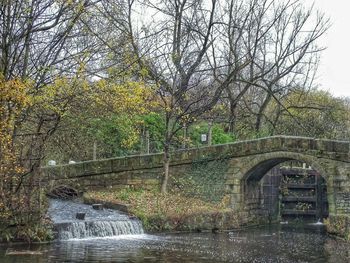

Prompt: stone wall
[{"left": 43, "top": 154, "right": 232, "bottom": 204}]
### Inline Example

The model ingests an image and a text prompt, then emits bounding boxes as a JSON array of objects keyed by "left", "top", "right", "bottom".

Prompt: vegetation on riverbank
[
  {"left": 0, "top": 196, "right": 54, "bottom": 243},
  {"left": 0, "top": 218, "right": 53, "bottom": 244},
  {"left": 325, "top": 215, "right": 350, "bottom": 241},
  {"left": 84, "top": 188, "right": 240, "bottom": 232}
]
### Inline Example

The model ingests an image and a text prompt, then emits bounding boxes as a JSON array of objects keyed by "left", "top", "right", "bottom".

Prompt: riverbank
[
  {"left": 84, "top": 189, "right": 241, "bottom": 232},
  {"left": 324, "top": 214, "right": 350, "bottom": 241},
  {"left": 0, "top": 222, "right": 54, "bottom": 244},
  {"left": 0, "top": 210, "right": 54, "bottom": 244}
]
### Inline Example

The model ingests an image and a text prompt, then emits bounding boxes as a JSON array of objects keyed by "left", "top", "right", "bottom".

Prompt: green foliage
[
  {"left": 142, "top": 112, "right": 166, "bottom": 152},
  {"left": 211, "top": 125, "right": 236, "bottom": 144},
  {"left": 233, "top": 123, "right": 272, "bottom": 141},
  {"left": 188, "top": 122, "right": 235, "bottom": 146},
  {"left": 88, "top": 114, "right": 141, "bottom": 157},
  {"left": 43, "top": 78, "right": 156, "bottom": 162}
]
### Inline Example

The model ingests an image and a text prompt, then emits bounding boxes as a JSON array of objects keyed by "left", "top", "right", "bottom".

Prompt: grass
[{"left": 84, "top": 188, "right": 238, "bottom": 232}]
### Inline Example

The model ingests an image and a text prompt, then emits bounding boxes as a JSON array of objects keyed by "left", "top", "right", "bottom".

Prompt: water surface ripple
[{"left": 1, "top": 225, "right": 350, "bottom": 262}]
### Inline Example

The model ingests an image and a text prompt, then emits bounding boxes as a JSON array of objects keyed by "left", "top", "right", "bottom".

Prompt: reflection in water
[{"left": 1, "top": 225, "right": 350, "bottom": 263}]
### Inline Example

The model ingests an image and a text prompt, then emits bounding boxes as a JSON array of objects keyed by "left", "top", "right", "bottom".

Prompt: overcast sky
[{"left": 303, "top": 0, "right": 350, "bottom": 98}]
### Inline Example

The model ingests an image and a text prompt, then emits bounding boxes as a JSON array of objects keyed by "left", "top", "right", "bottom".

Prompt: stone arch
[
  {"left": 239, "top": 151, "right": 330, "bottom": 182},
  {"left": 47, "top": 185, "right": 81, "bottom": 199},
  {"left": 226, "top": 151, "right": 335, "bottom": 217}
]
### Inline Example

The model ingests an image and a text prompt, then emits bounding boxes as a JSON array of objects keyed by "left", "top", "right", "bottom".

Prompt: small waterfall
[
  {"left": 48, "top": 199, "right": 144, "bottom": 240},
  {"left": 56, "top": 220, "right": 144, "bottom": 240}
]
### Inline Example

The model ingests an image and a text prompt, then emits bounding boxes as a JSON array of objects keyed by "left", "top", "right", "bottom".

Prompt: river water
[{"left": 1, "top": 225, "right": 349, "bottom": 263}]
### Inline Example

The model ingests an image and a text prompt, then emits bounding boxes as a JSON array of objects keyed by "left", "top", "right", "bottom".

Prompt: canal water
[{"left": 1, "top": 225, "right": 349, "bottom": 262}]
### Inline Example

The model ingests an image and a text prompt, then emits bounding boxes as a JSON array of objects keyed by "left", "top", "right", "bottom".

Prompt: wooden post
[
  {"left": 140, "top": 127, "right": 144, "bottom": 154},
  {"left": 145, "top": 130, "right": 150, "bottom": 154},
  {"left": 182, "top": 125, "right": 187, "bottom": 149},
  {"left": 208, "top": 121, "right": 213, "bottom": 146},
  {"left": 93, "top": 141, "right": 97, "bottom": 160}
]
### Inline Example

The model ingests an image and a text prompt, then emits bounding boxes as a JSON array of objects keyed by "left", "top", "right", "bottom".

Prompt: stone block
[
  {"left": 76, "top": 212, "right": 85, "bottom": 220},
  {"left": 60, "top": 166, "right": 72, "bottom": 179},
  {"left": 282, "top": 137, "right": 297, "bottom": 150},
  {"left": 82, "top": 159, "right": 112, "bottom": 176},
  {"left": 150, "top": 154, "right": 163, "bottom": 166},
  {"left": 124, "top": 157, "right": 136, "bottom": 169},
  {"left": 43, "top": 166, "right": 62, "bottom": 180},
  {"left": 111, "top": 157, "right": 127, "bottom": 172},
  {"left": 319, "top": 140, "right": 336, "bottom": 153},
  {"left": 333, "top": 141, "right": 349, "bottom": 153},
  {"left": 92, "top": 204, "right": 103, "bottom": 210}
]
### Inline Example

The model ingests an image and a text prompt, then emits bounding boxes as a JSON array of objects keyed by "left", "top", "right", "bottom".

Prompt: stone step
[
  {"left": 282, "top": 209, "right": 317, "bottom": 215},
  {"left": 92, "top": 204, "right": 103, "bottom": 210}
]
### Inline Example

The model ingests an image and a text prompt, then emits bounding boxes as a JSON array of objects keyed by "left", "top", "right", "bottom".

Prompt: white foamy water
[{"left": 48, "top": 199, "right": 144, "bottom": 240}]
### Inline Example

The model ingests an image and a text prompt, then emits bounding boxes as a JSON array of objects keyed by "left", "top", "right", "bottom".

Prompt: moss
[
  {"left": 172, "top": 158, "right": 229, "bottom": 203},
  {"left": 324, "top": 215, "right": 350, "bottom": 240}
]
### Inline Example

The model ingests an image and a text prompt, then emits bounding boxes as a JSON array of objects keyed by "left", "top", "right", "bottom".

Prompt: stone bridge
[{"left": 42, "top": 136, "right": 350, "bottom": 229}]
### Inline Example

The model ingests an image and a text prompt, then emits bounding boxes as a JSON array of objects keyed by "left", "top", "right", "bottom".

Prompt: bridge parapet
[{"left": 42, "top": 136, "right": 350, "bottom": 182}]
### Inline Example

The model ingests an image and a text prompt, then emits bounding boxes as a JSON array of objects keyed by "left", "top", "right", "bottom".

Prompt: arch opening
[
  {"left": 48, "top": 185, "right": 80, "bottom": 200},
  {"left": 242, "top": 159, "right": 329, "bottom": 223}
]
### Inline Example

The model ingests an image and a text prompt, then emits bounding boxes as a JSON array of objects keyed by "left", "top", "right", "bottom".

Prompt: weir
[{"left": 48, "top": 199, "right": 144, "bottom": 240}]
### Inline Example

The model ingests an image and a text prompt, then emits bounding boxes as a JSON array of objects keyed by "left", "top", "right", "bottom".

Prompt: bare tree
[
  {"left": 218, "top": 0, "right": 329, "bottom": 135},
  {"left": 121, "top": 0, "right": 252, "bottom": 192}
]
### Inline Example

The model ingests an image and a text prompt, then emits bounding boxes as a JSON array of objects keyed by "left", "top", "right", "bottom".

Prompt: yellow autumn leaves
[
  {"left": 0, "top": 75, "right": 30, "bottom": 178},
  {"left": 0, "top": 75, "right": 29, "bottom": 223},
  {"left": 0, "top": 73, "right": 157, "bottom": 161},
  {"left": 93, "top": 79, "right": 155, "bottom": 115},
  {"left": 0, "top": 75, "right": 31, "bottom": 124}
]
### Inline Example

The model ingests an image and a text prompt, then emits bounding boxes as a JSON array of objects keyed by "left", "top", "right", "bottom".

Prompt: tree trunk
[
  {"left": 161, "top": 143, "right": 170, "bottom": 193},
  {"left": 161, "top": 112, "right": 173, "bottom": 193},
  {"left": 255, "top": 93, "right": 272, "bottom": 133},
  {"left": 228, "top": 101, "right": 237, "bottom": 135}
]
